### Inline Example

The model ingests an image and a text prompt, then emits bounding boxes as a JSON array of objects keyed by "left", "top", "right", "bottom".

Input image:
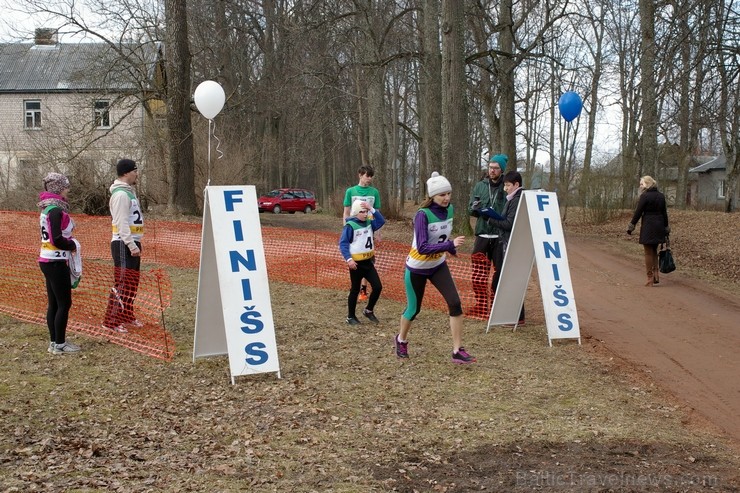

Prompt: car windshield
[{"left": 266, "top": 190, "right": 282, "bottom": 197}]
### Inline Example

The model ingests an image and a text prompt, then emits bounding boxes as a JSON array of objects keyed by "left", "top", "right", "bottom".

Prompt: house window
[
  {"left": 24, "top": 100, "right": 42, "bottom": 129},
  {"left": 718, "top": 180, "right": 725, "bottom": 199},
  {"left": 94, "top": 100, "right": 111, "bottom": 128}
]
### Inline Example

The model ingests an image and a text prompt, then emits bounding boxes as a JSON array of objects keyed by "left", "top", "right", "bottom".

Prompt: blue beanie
[{"left": 489, "top": 154, "right": 508, "bottom": 169}]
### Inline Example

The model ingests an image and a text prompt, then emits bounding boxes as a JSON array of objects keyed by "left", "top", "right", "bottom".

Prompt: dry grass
[{"left": 1, "top": 209, "right": 739, "bottom": 492}]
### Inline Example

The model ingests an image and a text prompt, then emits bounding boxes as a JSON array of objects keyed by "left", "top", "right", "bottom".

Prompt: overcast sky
[
  {"left": 0, "top": 2, "right": 50, "bottom": 42},
  {"left": 0, "top": 0, "right": 109, "bottom": 42}
]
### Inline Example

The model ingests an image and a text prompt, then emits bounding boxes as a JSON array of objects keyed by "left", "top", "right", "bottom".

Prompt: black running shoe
[
  {"left": 363, "top": 309, "right": 380, "bottom": 324},
  {"left": 452, "top": 347, "right": 476, "bottom": 364}
]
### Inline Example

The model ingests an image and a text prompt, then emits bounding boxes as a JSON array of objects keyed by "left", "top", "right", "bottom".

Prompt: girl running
[{"left": 395, "top": 172, "right": 476, "bottom": 364}]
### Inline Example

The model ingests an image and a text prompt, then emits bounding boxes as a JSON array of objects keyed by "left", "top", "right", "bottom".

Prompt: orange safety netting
[
  {"left": 261, "top": 227, "right": 496, "bottom": 320},
  {"left": 1, "top": 211, "right": 497, "bottom": 360},
  {"left": 1, "top": 211, "right": 177, "bottom": 360}
]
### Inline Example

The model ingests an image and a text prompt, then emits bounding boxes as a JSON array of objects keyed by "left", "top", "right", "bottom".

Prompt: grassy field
[{"left": 1, "top": 210, "right": 739, "bottom": 492}]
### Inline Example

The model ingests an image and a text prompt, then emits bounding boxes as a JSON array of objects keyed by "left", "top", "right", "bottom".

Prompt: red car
[{"left": 258, "top": 188, "right": 316, "bottom": 214}]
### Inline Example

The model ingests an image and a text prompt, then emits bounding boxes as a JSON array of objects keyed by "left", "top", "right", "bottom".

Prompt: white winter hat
[
  {"left": 350, "top": 200, "right": 367, "bottom": 217},
  {"left": 426, "top": 171, "right": 452, "bottom": 197}
]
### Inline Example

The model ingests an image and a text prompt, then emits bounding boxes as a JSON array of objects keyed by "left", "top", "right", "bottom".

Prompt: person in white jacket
[{"left": 102, "top": 159, "right": 144, "bottom": 333}]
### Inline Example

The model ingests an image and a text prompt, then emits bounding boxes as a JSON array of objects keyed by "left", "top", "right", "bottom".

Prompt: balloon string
[
  {"left": 568, "top": 120, "right": 577, "bottom": 165},
  {"left": 206, "top": 118, "right": 224, "bottom": 188},
  {"left": 212, "top": 120, "right": 224, "bottom": 162},
  {"left": 207, "top": 119, "right": 212, "bottom": 187}
]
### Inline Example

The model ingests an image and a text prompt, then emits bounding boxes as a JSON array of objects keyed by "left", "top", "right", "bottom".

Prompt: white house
[{"left": 0, "top": 28, "right": 163, "bottom": 202}]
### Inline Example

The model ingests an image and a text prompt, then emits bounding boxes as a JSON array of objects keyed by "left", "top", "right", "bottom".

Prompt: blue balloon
[{"left": 558, "top": 91, "right": 583, "bottom": 122}]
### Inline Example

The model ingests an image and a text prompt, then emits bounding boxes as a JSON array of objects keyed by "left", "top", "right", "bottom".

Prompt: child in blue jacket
[{"left": 339, "top": 200, "right": 385, "bottom": 325}]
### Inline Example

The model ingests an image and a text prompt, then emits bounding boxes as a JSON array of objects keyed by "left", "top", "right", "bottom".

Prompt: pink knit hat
[{"left": 42, "top": 172, "right": 70, "bottom": 195}]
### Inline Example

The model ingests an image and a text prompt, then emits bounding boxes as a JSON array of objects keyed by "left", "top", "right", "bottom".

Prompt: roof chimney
[{"left": 34, "top": 28, "right": 58, "bottom": 45}]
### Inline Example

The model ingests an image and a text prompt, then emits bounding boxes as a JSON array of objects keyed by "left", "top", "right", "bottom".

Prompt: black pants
[
  {"left": 347, "top": 259, "right": 382, "bottom": 318},
  {"left": 103, "top": 240, "right": 141, "bottom": 326},
  {"left": 471, "top": 235, "right": 500, "bottom": 304},
  {"left": 39, "top": 261, "right": 72, "bottom": 344},
  {"left": 490, "top": 238, "right": 506, "bottom": 294},
  {"left": 403, "top": 263, "right": 463, "bottom": 320},
  {"left": 473, "top": 236, "right": 524, "bottom": 321},
  {"left": 493, "top": 239, "right": 524, "bottom": 321}
]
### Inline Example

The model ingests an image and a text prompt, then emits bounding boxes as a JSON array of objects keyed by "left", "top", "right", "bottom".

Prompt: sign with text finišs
[{"left": 193, "top": 186, "right": 281, "bottom": 382}]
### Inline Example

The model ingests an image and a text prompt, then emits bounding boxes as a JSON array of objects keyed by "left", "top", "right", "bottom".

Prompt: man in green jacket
[{"left": 467, "top": 154, "right": 507, "bottom": 317}]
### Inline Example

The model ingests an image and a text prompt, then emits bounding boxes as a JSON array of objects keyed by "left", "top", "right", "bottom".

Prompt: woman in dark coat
[
  {"left": 627, "top": 175, "right": 669, "bottom": 286},
  {"left": 484, "top": 170, "right": 526, "bottom": 324}
]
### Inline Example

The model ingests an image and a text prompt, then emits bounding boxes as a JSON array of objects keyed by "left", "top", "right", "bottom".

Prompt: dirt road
[
  {"left": 566, "top": 235, "right": 740, "bottom": 446},
  {"left": 261, "top": 213, "right": 740, "bottom": 446}
]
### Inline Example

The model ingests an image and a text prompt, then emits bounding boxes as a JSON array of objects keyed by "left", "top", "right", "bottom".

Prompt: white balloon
[{"left": 193, "top": 80, "right": 225, "bottom": 119}]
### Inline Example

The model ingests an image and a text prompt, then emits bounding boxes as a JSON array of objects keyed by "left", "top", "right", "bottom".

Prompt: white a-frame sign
[
  {"left": 193, "top": 186, "right": 281, "bottom": 383},
  {"left": 487, "top": 191, "right": 581, "bottom": 346}
]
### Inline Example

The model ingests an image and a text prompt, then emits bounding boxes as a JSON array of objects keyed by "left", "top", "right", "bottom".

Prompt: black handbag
[{"left": 659, "top": 238, "right": 676, "bottom": 274}]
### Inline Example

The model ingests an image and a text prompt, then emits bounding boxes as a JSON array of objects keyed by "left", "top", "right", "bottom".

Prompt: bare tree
[
  {"left": 468, "top": 1, "right": 502, "bottom": 159},
  {"left": 353, "top": 1, "right": 390, "bottom": 207},
  {"left": 668, "top": 0, "right": 710, "bottom": 208},
  {"left": 576, "top": 0, "right": 607, "bottom": 203},
  {"left": 638, "top": 0, "right": 658, "bottom": 177},
  {"left": 441, "top": 0, "right": 468, "bottom": 227},
  {"left": 420, "top": 0, "right": 442, "bottom": 198},
  {"left": 715, "top": 0, "right": 739, "bottom": 212},
  {"left": 604, "top": 1, "right": 642, "bottom": 205},
  {"left": 5, "top": 0, "right": 735, "bottom": 216},
  {"left": 497, "top": 0, "right": 518, "bottom": 165},
  {"left": 164, "top": 0, "right": 195, "bottom": 213}
]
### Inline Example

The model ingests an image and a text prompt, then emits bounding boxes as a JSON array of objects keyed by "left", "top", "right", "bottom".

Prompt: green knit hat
[{"left": 489, "top": 154, "right": 508, "bottom": 169}]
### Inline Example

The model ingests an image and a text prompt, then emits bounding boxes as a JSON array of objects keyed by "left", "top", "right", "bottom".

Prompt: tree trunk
[
  {"left": 359, "top": 11, "right": 388, "bottom": 207},
  {"left": 716, "top": 0, "right": 739, "bottom": 212},
  {"left": 260, "top": 0, "right": 282, "bottom": 190},
  {"left": 581, "top": 3, "right": 606, "bottom": 206},
  {"left": 420, "top": 0, "right": 442, "bottom": 201},
  {"left": 638, "top": 0, "right": 658, "bottom": 177},
  {"left": 164, "top": 0, "right": 195, "bottom": 213},
  {"left": 498, "top": 0, "right": 516, "bottom": 168},
  {"left": 367, "top": 65, "right": 387, "bottom": 197},
  {"left": 441, "top": 0, "right": 468, "bottom": 226},
  {"left": 469, "top": 2, "right": 500, "bottom": 159},
  {"left": 675, "top": 0, "right": 691, "bottom": 209},
  {"left": 548, "top": 59, "right": 557, "bottom": 192}
]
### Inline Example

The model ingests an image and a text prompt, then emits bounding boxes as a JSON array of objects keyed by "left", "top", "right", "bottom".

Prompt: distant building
[
  {"left": 0, "top": 28, "right": 164, "bottom": 197},
  {"left": 689, "top": 155, "right": 738, "bottom": 210}
]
